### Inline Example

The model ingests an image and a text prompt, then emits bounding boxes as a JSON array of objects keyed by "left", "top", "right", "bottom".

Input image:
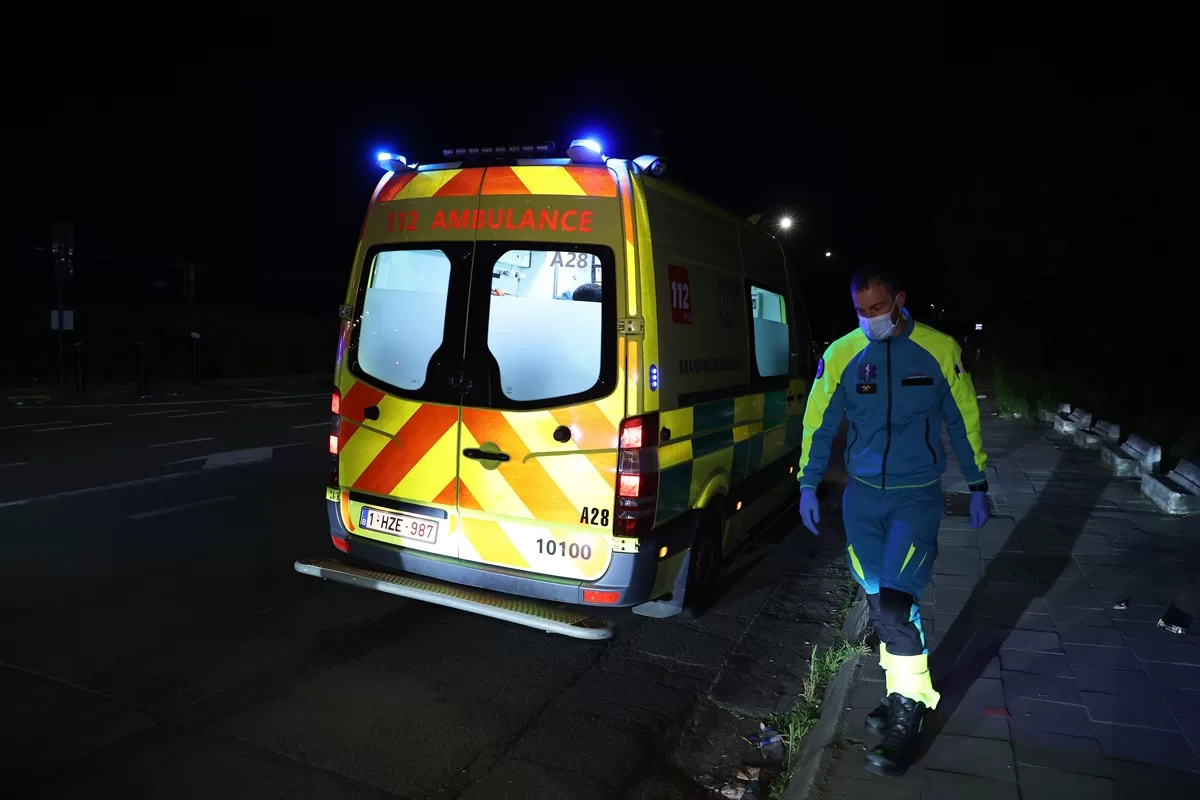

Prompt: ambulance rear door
[
  {"left": 452, "top": 165, "right": 627, "bottom": 583},
  {"left": 335, "top": 167, "right": 486, "bottom": 560}
]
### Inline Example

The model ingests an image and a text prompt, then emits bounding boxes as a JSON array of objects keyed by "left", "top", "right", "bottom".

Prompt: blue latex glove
[
  {"left": 800, "top": 488, "right": 821, "bottom": 535},
  {"left": 969, "top": 491, "right": 991, "bottom": 529}
]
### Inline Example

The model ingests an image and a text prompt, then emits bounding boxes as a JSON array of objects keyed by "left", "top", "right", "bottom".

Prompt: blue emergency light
[
  {"left": 567, "top": 138, "right": 605, "bottom": 164},
  {"left": 375, "top": 151, "right": 412, "bottom": 171}
]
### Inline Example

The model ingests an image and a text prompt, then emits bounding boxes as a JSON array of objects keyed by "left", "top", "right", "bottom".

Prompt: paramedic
[{"left": 796, "top": 264, "right": 990, "bottom": 777}]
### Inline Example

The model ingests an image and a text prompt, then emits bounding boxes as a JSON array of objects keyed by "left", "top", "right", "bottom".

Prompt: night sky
[{"left": 2, "top": 27, "right": 1188, "bottom": 344}]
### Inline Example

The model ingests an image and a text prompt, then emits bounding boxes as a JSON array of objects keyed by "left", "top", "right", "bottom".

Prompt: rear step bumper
[{"left": 294, "top": 558, "right": 614, "bottom": 640}]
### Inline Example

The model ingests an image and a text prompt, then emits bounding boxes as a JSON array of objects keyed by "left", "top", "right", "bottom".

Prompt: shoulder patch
[{"left": 815, "top": 358, "right": 824, "bottom": 379}]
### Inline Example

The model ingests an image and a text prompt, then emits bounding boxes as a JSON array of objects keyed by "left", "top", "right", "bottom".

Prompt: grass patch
[{"left": 767, "top": 637, "right": 870, "bottom": 799}]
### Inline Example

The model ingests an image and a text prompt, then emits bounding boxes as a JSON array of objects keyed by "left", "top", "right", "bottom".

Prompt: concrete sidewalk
[{"left": 814, "top": 408, "right": 1200, "bottom": 799}]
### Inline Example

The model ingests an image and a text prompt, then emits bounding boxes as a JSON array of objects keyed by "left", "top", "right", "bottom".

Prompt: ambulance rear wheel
[{"left": 684, "top": 510, "right": 722, "bottom": 614}]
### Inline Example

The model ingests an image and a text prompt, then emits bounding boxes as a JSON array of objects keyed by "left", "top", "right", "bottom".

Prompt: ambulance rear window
[
  {"left": 357, "top": 249, "right": 452, "bottom": 391},
  {"left": 488, "top": 248, "right": 608, "bottom": 403}
]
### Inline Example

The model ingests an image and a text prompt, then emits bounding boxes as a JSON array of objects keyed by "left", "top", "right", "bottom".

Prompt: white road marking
[
  {"left": 168, "top": 411, "right": 227, "bottom": 419},
  {"left": 34, "top": 422, "right": 113, "bottom": 433},
  {"left": 148, "top": 437, "right": 215, "bottom": 448},
  {"left": 0, "top": 462, "right": 28, "bottom": 469},
  {"left": 235, "top": 401, "right": 313, "bottom": 409},
  {"left": 291, "top": 421, "right": 329, "bottom": 429},
  {"left": 0, "top": 472, "right": 195, "bottom": 508},
  {"left": 129, "top": 408, "right": 191, "bottom": 417},
  {"left": 127, "top": 495, "right": 235, "bottom": 520},
  {"left": 166, "top": 442, "right": 311, "bottom": 468},
  {"left": 0, "top": 420, "right": 70, "bottom": 430},
  {"left": 240, "top": 387, "right": 287, "bottom": 395},
  {"left": 15, "top": 392, "right": 325, "bottom": 410}
]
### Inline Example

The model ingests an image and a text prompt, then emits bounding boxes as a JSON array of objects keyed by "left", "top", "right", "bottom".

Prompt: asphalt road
[{"left": 0, "top": 381, "right": 831, "bottom": 800}]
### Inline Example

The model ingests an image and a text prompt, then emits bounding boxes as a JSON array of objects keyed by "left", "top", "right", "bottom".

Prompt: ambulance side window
[
  {"left": 357, "top": 249, "right": 452, "bottom": 391},
  {"left": 487, "top": 248, "right": 608, "bottom": 403},
  {"left": 749, "top": 284, "right": 790, "bottom": 378}
]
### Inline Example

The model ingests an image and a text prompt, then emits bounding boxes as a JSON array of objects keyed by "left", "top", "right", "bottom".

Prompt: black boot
[
  {"left": 864, "top": 699, "right": 889, "bottom": 735},
  {"left": 864, "top": 693, "right": 926, "bottom": 777}
]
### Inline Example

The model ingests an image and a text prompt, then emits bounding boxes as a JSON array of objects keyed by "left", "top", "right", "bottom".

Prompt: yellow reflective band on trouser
[
  {"left": 885, "top": 653, "right": 940, "bottom": 710},
  {"left": 879, "top": 642, "right": 892, "bottom": 671},
  {"left": 848, "top": 544, "right": 867, "bottom": 584}
]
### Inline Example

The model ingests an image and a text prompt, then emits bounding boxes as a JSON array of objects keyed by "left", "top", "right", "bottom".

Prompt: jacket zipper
[
  {"left": 845, "top": 422, "right": 858, "bottom": 464},
  {"left": 881, "top": 340, "right": 893, "bottom": 489},
  {"left": 924, "top": 417, "right": 937, "bottom": 464}
]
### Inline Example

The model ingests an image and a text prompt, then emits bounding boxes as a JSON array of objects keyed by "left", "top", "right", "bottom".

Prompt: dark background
[{"left": 1, "top": 25, "right": 1192, "bottom": 450}]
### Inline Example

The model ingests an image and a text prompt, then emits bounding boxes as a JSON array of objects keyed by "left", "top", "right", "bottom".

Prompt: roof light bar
[{"left": 442, "top": 142, "right": 555, "bottom": 159}]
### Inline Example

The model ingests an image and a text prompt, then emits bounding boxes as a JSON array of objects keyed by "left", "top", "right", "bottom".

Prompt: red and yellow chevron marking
[
  {"left": 376, "top": 168, "right": 487, "bottom": 202},
  {"left": 480, "top": 165, "right": 617, "bottom": 197},
  {"left": 335, "top": 376, "right": 623, "bottom": 581}
]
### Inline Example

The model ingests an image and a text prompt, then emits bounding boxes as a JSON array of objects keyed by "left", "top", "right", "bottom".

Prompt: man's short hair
[
  {"left": 850, "top": 263, "right": 902, "bottom": 297},
  {"left": 572, "top": 282, "right": 603, "bottom": 302}
]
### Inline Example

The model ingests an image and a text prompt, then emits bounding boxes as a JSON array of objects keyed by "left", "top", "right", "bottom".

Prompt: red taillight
[
  {"left": 620, "top": 417, "right": 643, "bottom": 449},
  {"left": 583, "top": 589, "right": 620, "bottom": 604},
  {"left": 332, "top": 534, "right": 351, "bottom": 553},
  {"left": 614, "top": 413, "right": 659, "bottom": 538},
  {"left": 330, "top": 388, "right": 342, "bottom": 486}
]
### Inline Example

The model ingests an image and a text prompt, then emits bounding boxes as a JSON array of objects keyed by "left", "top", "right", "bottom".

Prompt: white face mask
[{"left": 859, "top": 301, "right": 899, "bottom": 340}]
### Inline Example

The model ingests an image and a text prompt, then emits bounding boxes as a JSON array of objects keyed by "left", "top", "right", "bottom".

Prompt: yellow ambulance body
[{"left": 296, "top": 142, "right": 812, "bottom": 638}]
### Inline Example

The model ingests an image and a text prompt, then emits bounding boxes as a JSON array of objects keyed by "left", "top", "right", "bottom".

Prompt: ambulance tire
[{"left": 683, "top": 507, "right": 723, "bottom": 615}]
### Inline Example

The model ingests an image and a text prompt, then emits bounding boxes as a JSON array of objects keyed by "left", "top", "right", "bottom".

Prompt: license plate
[{"left": 358, "top": 506, "right": 439, "bottom": 544}]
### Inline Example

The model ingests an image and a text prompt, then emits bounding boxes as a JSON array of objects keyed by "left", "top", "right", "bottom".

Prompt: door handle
[{"left": 463, "top": 448, "right": 510, "bottom": 462}]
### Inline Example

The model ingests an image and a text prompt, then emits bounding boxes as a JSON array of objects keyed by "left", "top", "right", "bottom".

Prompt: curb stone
[{"left": 781, "top": 588, "right": 869, "bottom": 800}]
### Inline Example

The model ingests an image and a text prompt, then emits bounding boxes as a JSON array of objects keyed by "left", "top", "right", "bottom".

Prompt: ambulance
[{"left": 295, "top": 139, "right": 813, "bottom": 639}]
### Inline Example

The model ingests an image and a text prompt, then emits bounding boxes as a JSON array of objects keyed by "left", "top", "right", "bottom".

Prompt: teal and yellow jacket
[{"left": 797, "top": 313, "right": 987, "bottom": 490}]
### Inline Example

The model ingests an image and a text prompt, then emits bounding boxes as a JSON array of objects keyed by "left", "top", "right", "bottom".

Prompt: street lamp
[
  {"left": 825, "top": 251, "right": 832, "bottom": 258},
  {"left": 778, "top": 216, "right": 794, "bottom": 231}
]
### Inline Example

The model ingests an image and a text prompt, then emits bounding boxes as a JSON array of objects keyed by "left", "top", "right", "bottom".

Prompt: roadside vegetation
[{"left": 766, "top": 591, "right": 870, "bottom": 800}]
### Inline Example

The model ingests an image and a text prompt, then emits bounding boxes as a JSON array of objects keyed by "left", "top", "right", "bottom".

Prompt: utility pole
[{"left": 51, "top": 222, "right": 75, "bottom": 390}]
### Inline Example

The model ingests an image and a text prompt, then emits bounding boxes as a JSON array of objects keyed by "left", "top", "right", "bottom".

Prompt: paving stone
[
  {"left": 1093, "top": 586, "right": 1160, "bottom": 606},
  {"left": 1015, "top": 763, "right": 1118, "bottom": 800},
  {"left": 823, "top": 775, "right": 921, "bottom": 799},
  {"left": 1044, "top": 584, "right": 1104, "bottom": 609},
  {"left": 1143, "top": 661, "right": 1200, "bottom": 690},
  {"left": 922, "top": 768, "right": 1019, "bottom": 799},
  {"left": 1002, "top": 670, "right": 1084, "bottom": 705},
  {"left": 1080, "top": 691, "right": 1178, "bottom": 730},
  {"left": 999, "top": 629, "right": 1063, "bottom": 653},
  {"left": 1180, "top": 715, "right": 1200, "bottom": 753},
  {"left": 1054, "top": 625, "right": 1126, "bottom": 647},
  {"left": 1007, "top": 696, "right": 1095, "bottom": 738},
  {"left": 934, "top": 587, "right": 976, "bottom": 608},
  {"left": 1001, "top": 612, "right": 1056, "bottom": 631},
  {"left": 1127, "top": 637, "right": 1200, "bottom": 666},
  {"left": 939, "top": 545, "right": 983, "bottom": 559},
  {"left": 1071, "top": 665, "right": 1159, "bottom": 698},
  {"left": 1061, "top": 643, "right": 1142, "bottom": 672},
  {"left": 934, "top": 556, "right": 983, "bottom": 577},
  {"left": 1046, "top": 606, "right": 1114, "bottom": 627},
  {"left": 1093, "top": 722, "right": 1200, "bottom": 771},
  {"left": 1111, "top": 759, "right": 1200, "bottom": 798},
  {"left": 998, "top": 650, "right": 1074, "bottom": 677},
  {"left": 932, "top": 573, "right": 976, "bottom": 589},
  {"left": 1010, "top": 728, "right": 1111, "bottom": 778},
  {"left": 934, "top": 676, "right": 1011, "bottom": 740},
  {"left": 1173, "top": 687, "right": 1200, "bottom": 718},
  {"left": 1106, "top": 603, "right": 1165, "bottom": 623},
  {"left": 1078, "top": 564, "right": 1137, "bottom": 588},
  {"left": 921, "top": 734, "right": 1016, "bottom": 781}
]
